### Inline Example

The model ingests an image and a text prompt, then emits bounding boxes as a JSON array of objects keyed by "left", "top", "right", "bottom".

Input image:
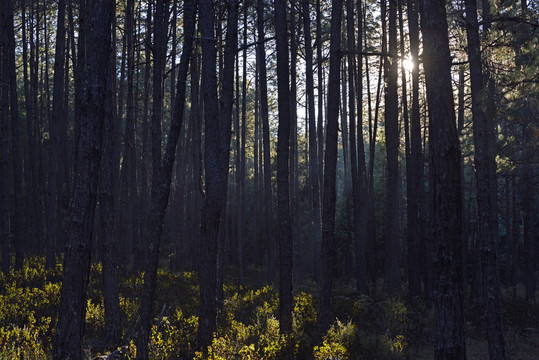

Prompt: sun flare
[{"left": 403, "top": 58, "right": 414, "bottom": 71}]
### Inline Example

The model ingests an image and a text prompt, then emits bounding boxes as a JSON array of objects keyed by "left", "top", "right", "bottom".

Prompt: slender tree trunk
[
  {"left": 303, "top": 0, "right": 322, "bottom": 284},
  {"left": 99, "top": 35, "right": 122, "bottom": 346},
  {"left": 53, "top": 0, "right": 113, "bottom": 357},
  {"left": 238, "top": 3, "right": 249, "bottom": 284},
  {"left": 464, "top": 0, "right": 506, "bottom": 357},
  {"left": 256, "top": 0, "right": 276, "bottom": 282},
  {"left": 3, "top": 0, "right": 25, "bottom": 270},
  {"left": 316, "top": 0, "right": 325, "bottom": 199},
  {"left": 45, "top": 0, "right": 67, "bottom": 268},
  {"left": 420, "top": 0, "right": 466, "bottom": 357},
  {"left": 0, "top": 0, "right": 12, "bottom": 274},
  {"left": 522, "top": 126, "right": 535, "bottom": 303},
  {"left": 383, "top": 0, "right": 401, "bottom": 295},
  {"left": 135, "top": 0, "right": 197, "bottom": 357},
  {"left": 316, "top": 0, "right": 343, "bottom": 337},
  {"left": 290, "top": 0, "right": 301, "bottom": 281},
  {"left": 510, "top": 172, "right": 519, "bottom": 302},
  {"left": 346, "top": 0, "right": 366, "bottom": 292},
  {"left": 275, "top": 0, "right": 293, "bottom": 335},
  {"left": 120, "top": 0, "right": 136, "bottom": 264},
  {"left": 22, "top": 2, "right": 43, "bottom": 256}
]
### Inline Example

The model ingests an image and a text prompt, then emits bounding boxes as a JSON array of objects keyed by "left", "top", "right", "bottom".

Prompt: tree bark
[
  {"left": 198, "top": 0, "right": 236, "bottom": 347},
  {"left": 420, "top": 0, "right": 467, "bottom": 358},
  {"left": 99, "top": 38, "right": 122, "bottom": 346},
  {"left": 256, "top": 0, "right": 276, "bottom": 282},
  {"left": 0, "top": 0, "right": 11, "bottom": 274},
  {"left": 45, "top": 0, "right": 67, "bottom": 268},
  {"left": 464, "top": 0, "right": 506, "bottom": 357},
  {"left": 275, "top": 0, "right": 293, "bottom": 335},
  {"left": 4, "top": 0, "right": 25, "bottom": 270},
  {"left": 119, "top": 0, "right": 136, "bottom": 265},
  {"left": 53, "top": 0, "right": 113, "bottom": 357},
  {"left": 302, "top": 0, "right": 322, "bottom": 284},
  {"left": 316, "top": 0, "right": 343, "bottom": 337},
  {"left": 135, "top": 0, "right": 197, "bottom": 357}
]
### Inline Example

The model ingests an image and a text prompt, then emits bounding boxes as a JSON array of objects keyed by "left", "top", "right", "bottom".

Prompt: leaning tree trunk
[
  {"left": 135, "top": 0, "right": 197, "bottom": 357},
  {"left": 420, "top": 0, "right": 467, "bottom": 358}
]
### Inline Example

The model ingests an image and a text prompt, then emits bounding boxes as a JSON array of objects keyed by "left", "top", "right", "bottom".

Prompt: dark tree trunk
[
  {"left": 316, "top": 0, "right": 343, "bottom": 337},
  {"left": 316, "top": 0, "right": 325, "bottom": 200},
  {"left": 239, "top": 2, "right": 248, "bottom": 284},
  {"left": 99, "top": 39, "right": 122, "bottom": 347},
  {"left": 523, "top": 126, "right": 535, "bottom": 303},
  {"left": 0, "top": 0, "right": 11, "bottom": 274},
  {"left": 135, "top": 0, "right": 197, "bottom": 357},
  {"left": 289, "top": 0, "right": 301, "bottom": 281},
  {"left": 22, "top": 2, "right": 44, "bottom": 257},
  {"left": 302, "top": 0, "right": 322, "bottom": 284},
  {"left": 346, "top": 0, "right": 366, "bottom": 293},
  {"left": 119, "top": 0, "right": 136, "bottom": 264},
  {"left": 256, "top": 0, "right": 276, "bottom": 283},
  {"left": 46, "top": 0, "right": 67, "bottom": 268},
  {"left": 4, "top": 0, "right": 24, "bottom": 270},
  {"left": 275, "top": 0, "right": 293, "bottom": 335},
  {"left": 383, "top": 0, "right": 401, "bottom": 295},
  {"left": 198, "top": 0, "right": 236, "bottom": 347},
  {"left": 53, "top": 0, "right": 113, "bottom": 357},
  {"left": 510, "top": 173, "right": 519, "bottom": 302},
  {"left": 420, "top": 0, "right": 467, "bottom": 358},
  {"left": 464, "top": 0, "right": 506, "bottom": 357},
  {"left": 398, "top": 0, "right": 419, "bottom": 298}
]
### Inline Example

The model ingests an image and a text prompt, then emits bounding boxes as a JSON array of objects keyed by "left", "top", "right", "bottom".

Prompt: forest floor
[{"left": 0, "top": 257, "right": 537, "bottom": 359}]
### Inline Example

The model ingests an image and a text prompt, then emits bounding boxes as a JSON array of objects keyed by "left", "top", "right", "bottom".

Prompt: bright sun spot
[{"left": 403, "top": 57, "right": 414, "bottom": 71}]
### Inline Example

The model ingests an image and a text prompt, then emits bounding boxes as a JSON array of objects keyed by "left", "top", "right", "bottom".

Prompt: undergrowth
[{"left": 0, "top": 257, "right": 537, "bottom": 359}]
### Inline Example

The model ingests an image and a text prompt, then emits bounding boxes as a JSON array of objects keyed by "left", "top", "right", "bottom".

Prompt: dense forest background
[{"left": 0, "top": 0, "right": 537, "bottom": 359}]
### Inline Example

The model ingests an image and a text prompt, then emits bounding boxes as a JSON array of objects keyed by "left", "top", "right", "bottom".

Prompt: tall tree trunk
[
  {"left": 198, "top": 0, "right": 236, "bottom": 347},
  {"left": 238, "top": 2, "right": 249, "bottom": 284},
  {"left": 397, "top": 0, "right": 418, "bottom": 298},
  {"left": 4, "top": 0, "right": 25, "bottom": 270},
  {"left": 256, "top": 0, "right": 276, "bottom": 282},
  {"left": 522, "top": 126, "right": 535, "bottom": 303},
  {"left": 99, "top": 35, "right": 122, "bottom": 346},
  {"left": 22, "top": 2, "right": 44, "bottom": 256},
  {"left": 464, "top": 0, "right": 506, "bottom": 357},
  {"left": 275, "top": 0, "right": 293, "bottom": 335},
  {"left": 0, "top": 0, "right": 11, "bottom": 274},
  {"left": 46, "top": 0, "right": 67, "bottom": 268},
  {"left": 346, "top": 0, "right": 366, "bottom": 292},
  {"left": 53, "top": 0, "right": 113, "bottom": 357},
  {"left": 302, "top": 0, "right": 322, "bottom": 284},
  {"left": 120, "top": 0, "right": 136, "bottom": 264},
  {"left": 290, "top": 0, "right": 301, "bottom": 281},
  {"left": 383, "top": 0, "right": 401, "bottom": 295},
  {"left": 135, "top": 0, "right": 197, "bottom": 357},
  {"left": 316, "top": 0, "right": 343, "bottom": 337},
  {"left": 316, "top": 0, "right": 325, "bottom": 200},
  {"left": 510, "top": 172, "right": 519, "bottom": 302},
  {"left": 420, "top": 0, "right": 466, "bottom": 358}
]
